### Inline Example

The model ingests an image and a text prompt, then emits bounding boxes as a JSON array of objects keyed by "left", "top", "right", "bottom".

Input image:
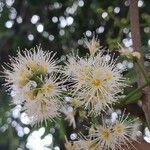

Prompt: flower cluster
[
  {"left": 88, "top": 115, "right": 139, "bottom": 150},
  {"left": 3, "top": 36, "right": 141, "bottom": 150},
  {"left": 64, "top": 39, "right": 126, "bottom": 115},
  {"left": 66, "top": 113, "right": 140, "bottom": 150},
  {"left": 119, "top": 45, "right": 141, "bottom": 60},
  {"left": 3, "top": 46, "right": 62, "bottom": 125}
]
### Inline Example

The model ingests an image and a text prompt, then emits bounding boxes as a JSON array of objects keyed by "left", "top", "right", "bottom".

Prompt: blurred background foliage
[{"left": 0, "top": 0, "right": 150, "bottom": 150}]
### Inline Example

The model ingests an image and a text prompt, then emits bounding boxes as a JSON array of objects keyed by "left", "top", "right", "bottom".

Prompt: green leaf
[{"left": 115, "top": 89, "right": 143, "bottom": 107}]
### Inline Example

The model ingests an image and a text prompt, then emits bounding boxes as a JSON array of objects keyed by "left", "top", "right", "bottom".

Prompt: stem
[
  {"left": 129, "top": 0, "right": 144, "bottom": 86},
  {"left": 31, "top": 75, "right": 44, "bottom": 87},
  {"left": 130, "top": 0, "right": 150, "bottom": 129},
  {"left": 135, "top": 59, "right": 149, "bottom": 84}
]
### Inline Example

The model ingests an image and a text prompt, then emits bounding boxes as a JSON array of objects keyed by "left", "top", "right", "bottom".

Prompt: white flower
[
  {"left": 87, "top": 114, "right": 140, "bottom": 150},
  {"left": 62, "top": 106, "right": 76, "bottom": 129},
  {"left": 64, "top": 52, "right": 126, "bottom": 115},
  {"left": 40, "top": 74, "right": 62, "bottom": 98},
  {"left": 24, "top": 94, "right": 60, "bottom": 126},
  {"left": 119, "top": 46, "right": 133, "bottom": 58},
  {"left": 84, "top": 35, "right": 101, "bottom": 56},
  {"left": 3, "top": 46, "right": 62, "bottom": 125},
  {"left": 112, "top": 113, "right": 140, "bottom": 148},
  {"left": 119, "top": 44, "right": 141, "bottom": 60},
  {"left": 89, "top": 124, "right": 116, "bottom": 150},
  {"left": 23, "top": 74, "right": 62, "bottom": 125},
  {"left": 3, "top": 46, "right": 58, "bottom": 94}
]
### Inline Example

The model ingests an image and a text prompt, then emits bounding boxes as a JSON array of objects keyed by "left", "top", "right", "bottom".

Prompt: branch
[{"left": 129, "top": 0, "right": 150, "bottom": 129}]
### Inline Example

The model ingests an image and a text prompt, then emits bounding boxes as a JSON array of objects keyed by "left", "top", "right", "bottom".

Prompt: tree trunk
[
  {"left": 125, "top": 0, "right": 150, "bottom": 149},
  {"left": 129, "top": 0, "right": 150, "bottom": 129}
]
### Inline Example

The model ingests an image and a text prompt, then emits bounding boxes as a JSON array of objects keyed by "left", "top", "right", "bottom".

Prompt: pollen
[
  {"left": 71, "top": 98, "right": 81, "bottom": 107},
  {"left": 26, "top": 90, "right": 37, "bottom": 100},
  {"left": 18, "top": 79, "right": 29, "bottom": 87},
  {"left": 28, "top": 61, "right": 37, "bottom": 71},
  {"left": 38, "top": 64, "right": 47, "bottom": 74},
  {"left": 114, "top": 123, "right": 125, "bottom": 135},
  {"left": 101, "top": 128, "right": 111, "bottom": 139},
  {"left": 18, "top": 70, "right": 30, "bottom": 78},
  {"left": 92, "top": 79, "right": 101, "bottom": 87},
  {"left": 43, "top": 84, "right": 54, "bottom": 93},
  {"left": 18, "top": 70, "right": 31, "bottom": 87},
  {"left": 28, "top": 61, "right": 47, "bottom": 75},
  {"left": 79, "top": 109, "right": 87, "bottom": 118}
]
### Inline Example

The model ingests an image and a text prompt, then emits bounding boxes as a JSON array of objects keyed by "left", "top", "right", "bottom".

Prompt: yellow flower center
[
  {"left": 92, "top": 79, "right": 101, "bottom": 87},
  {"left": 101, "top": 128, "right": 111, "bottom": 139},
  {"left": 38, "top": 64, "right": 47, "bottom": 74},
  {"left": 43, "top": 84, "right": 54, "bottom": 93},
  {"left": 28, "top": 61, "right": 37, "bottom": 71},
  {"left": 28, "top": 61, "right": 47, "bottom": 74},
  {"left": 26, "top": 90, "right": 37, "bottom": 100},
  {"left": 18, "top": 70, "right": 30, "bottom": 77},
  {"left": 71, "top": 98, "right": 81, "bottom": 107},
  {"left": 18, "top": 79, "right": 29, "bottom": 87},
  {"left": 79, "top": 109, "right": 87, "bottom": 118},
  {"left": 18, "top": 70, "right": 31, "bottom": 87},
  {"left": 114, "top": 123, "right": 125, "bottom": 135}
]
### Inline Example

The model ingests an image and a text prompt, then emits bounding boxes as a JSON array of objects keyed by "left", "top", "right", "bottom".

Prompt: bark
[
  {"left": 129, "top": 0, "right": 144, "bottom": 84},
  {"left": 122, "top": 138, "right": 150, "bottom": 150},
  {"left": 129, "top": 0, "right": 150, "bottom": 129},
  {"left": 124, "top": 0, "right": 150, "bottom": 149}
]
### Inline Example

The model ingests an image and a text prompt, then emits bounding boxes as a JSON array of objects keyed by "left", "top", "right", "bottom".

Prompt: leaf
[{"left": 115, "top": 90, "right": 142, "bottom": 107}]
